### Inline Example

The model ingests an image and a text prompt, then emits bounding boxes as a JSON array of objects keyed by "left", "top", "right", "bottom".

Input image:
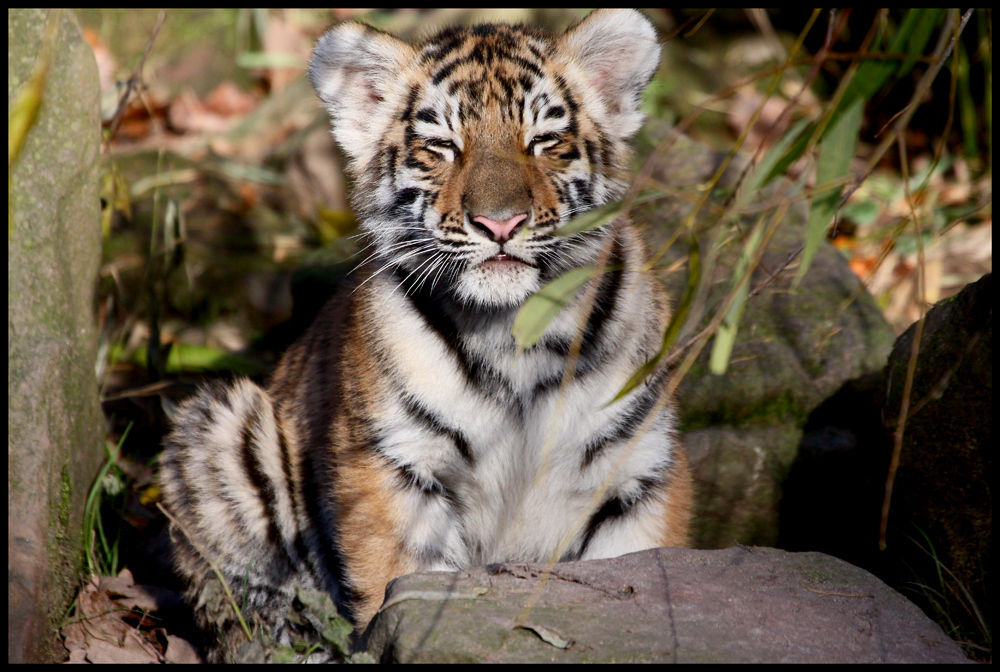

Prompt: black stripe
[
  {"left": 275, "top": 414, "right": 315, "bottom": 583},
  {"left": 206, "top": 428, "right": 259, "bottom": 543},
  {"left": 599, "top": 135, "right": 614, "bottom": 171},
  {"left": 399, "top": 85, "right": 419, "bottom": 121},
  {"left": 238, "top": 404, "right": 297, "bottom": 572},
  {"left": 204, "top": 380, "right": 234, "bottom": 411},
  {"left": 580, "top": 376, "right": 664, "bottom": 468},
  {"left": 385, "top": 144, "right": 398, "bottom": 181},
  {"left": 421, "top": 30, "right": 467, "bottom": 64},
  {"left": 390, "top": 187, "right": 422, "bottom": 219},
  {"left": 400, "top": 394, "right": 474, "bottom": 466},
  {"left": 559, "top": 146, "right": 581, "bottom": 162},
  {"left": 497, "top": 75, "right": 516, "bottom": 105},
  {"left": 554, "top": 74, "right": 579, "bottom": 113},
  {"left": 298, "top": 423, "right": 359, "bottom": 616},
  {"left": 391, "top": 267, "right": 517, "bottom": 401},
  {"left": 415, "top": 107, "right": 438, "bottom": 124},
  {"left": 404, "top": 155, "right": 433, "bottom": 173},
  {"left": 545, "top": 105, "right": 565, "bottom": 120},
  {"left": 573, "top": 477, "right": 663, "bottom": 559},
  {"left": 584, "top": 139, "right": 599, "bottom": 168},
  {"left": 527, "top": 42, "right": 547, "bottom": 62},
  {"left": 432, "top": 58, "right": 463, "bottom": 85},
  {"left": 580, "top": 233, "right": 624, "bottom": 357}
]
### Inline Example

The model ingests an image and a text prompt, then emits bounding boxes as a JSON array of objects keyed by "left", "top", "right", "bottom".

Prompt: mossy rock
[{"left": 640, "top": 138, "right": 895, "bottom": 548}]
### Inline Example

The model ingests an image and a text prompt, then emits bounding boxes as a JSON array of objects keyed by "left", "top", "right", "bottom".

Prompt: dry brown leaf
[
  {"left": 100, "top": 568, "right": 183, "bottom": 613},
  {"left": 168, "top": 89, "right": 235, "bottom": 135},
  {"left": 164, "top": 634, "right": 203, "bottom": 664},
  {"left": 61, "top": 572, "right": 181, "bottom": 664},
  {"left": 203, "top": 81, "right": 259, "bottom": 117}
]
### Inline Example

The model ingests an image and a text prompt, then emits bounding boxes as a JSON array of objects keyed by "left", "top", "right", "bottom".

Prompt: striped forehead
[{"left": 411, "top": 25, "right": 567, "bottom": 129}]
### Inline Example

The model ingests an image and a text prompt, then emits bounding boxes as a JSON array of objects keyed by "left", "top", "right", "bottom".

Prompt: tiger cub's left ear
[
  {"left": 309, "top": 21, "right": 415, "bottom": 163},
  {"left": 559, "top": 9, "right": 661, "bottom": 140}
]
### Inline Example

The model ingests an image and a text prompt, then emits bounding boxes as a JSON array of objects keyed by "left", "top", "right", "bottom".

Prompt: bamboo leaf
[
  {"left": 612, "top": 235, "right": 701, "bottom": 402},
  {"left": 709, "top": 217, "right": 767, "bottom": 375},
  {"left": 795, "top": 97, "right": 863, "bottom": 284},
  {"left": 742, "top": 117, "right": 811, "bottom": 204},
  {"left": 512, "top": 266, "right": 598, "bottom": 352}
]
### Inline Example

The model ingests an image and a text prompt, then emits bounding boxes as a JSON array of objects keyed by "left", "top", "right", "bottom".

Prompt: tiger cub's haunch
[{"left": 160, "top": 7, "right": 692, "bottom": 645}]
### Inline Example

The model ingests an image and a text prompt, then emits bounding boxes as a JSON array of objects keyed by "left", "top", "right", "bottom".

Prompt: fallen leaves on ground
[{"left": 61, "top": 569, "right": 200, "bottom": 664}]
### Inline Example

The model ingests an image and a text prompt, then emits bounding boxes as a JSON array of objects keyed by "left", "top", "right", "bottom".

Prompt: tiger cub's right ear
[{"left": 309, "top": 22, "right": 414, "bottom": 163}]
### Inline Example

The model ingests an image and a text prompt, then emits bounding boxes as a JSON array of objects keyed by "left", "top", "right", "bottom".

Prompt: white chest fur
[{"left": 367, "top": 275, "right": 676, "bottom": 568}]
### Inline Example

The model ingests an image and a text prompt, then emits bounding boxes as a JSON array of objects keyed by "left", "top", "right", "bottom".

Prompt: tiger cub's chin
[{"left": 455, "top": 258, "right": 541, "bottom": 309}]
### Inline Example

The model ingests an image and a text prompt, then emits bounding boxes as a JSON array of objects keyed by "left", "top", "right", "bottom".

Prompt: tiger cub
[{"left": 160, "top": 7, "right": 692, "bottom": 647}]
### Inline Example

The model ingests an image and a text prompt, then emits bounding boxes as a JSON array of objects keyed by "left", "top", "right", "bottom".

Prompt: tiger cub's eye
[
  {"left": 529, "top": 132, "right": 562, "bottom": 153},
  {"left": 425, "top": 139, "right": 458, "bottom": 154}
]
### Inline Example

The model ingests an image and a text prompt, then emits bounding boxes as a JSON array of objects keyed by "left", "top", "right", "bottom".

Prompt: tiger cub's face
[{"left": 310, "top": 10, "right": 660, "bottom": 309}]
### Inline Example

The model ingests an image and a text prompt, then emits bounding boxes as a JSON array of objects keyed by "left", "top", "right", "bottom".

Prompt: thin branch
[{"left": 106, "top": 11, "right": 166, "bottom": 143}]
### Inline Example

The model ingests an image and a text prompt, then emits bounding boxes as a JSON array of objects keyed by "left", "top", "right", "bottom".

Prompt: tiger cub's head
[{"left": 310, "top": 9, "right": 660, "bottom": 310}]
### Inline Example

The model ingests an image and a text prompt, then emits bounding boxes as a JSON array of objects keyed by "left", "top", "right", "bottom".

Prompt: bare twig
[
  {"left": 879, "top": 132, "right": 927, "bottom": 553},
  {"left": 106, "top": 11, "right": 166, "bottom": 143}
]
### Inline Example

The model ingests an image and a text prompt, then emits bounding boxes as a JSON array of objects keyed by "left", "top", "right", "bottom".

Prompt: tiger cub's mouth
[{"left": 479, "top": 252, "right": 535, "bottom": 270}]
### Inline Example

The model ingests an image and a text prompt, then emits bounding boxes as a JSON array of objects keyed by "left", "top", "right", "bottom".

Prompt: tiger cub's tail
[{"left": 159, "top": 379, "right": 322, "bottom": 655}]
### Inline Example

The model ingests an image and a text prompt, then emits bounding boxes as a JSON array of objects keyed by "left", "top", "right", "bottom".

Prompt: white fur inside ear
[
  {"left": 309, "top": 22, "right": 414, "bottom": 163},
  {"left": 560, "top": 9, "right": 661, "bottom": 139}
]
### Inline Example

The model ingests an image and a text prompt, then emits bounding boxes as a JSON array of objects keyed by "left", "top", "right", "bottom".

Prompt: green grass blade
[
  {"left": 82, "top": 423, "right": 131, "bottom": 575},
  {"left": 957, "top": 40, "right": 979, "bottom": 159},
  {"left": 795, "top": 97, "right": 863, "bottom": 285},
  {"left": 512, "top": 265, "right": 598, "bottom": 352},
  {"left": 710, "top": 217, "right": 766, "bottom": 375}
]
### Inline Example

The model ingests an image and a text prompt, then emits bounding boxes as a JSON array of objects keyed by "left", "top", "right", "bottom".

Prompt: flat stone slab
[{"left": 363, "top": 546, "right": 971, "bottom": 663}]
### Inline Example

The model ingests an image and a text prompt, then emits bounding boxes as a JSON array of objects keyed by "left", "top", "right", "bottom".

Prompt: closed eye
[
  {"left": 529, "top": 132, "right": 562, "bottom": 153},
  {"left": 425, "top": 138, "right": 458, "bottom": 153}
]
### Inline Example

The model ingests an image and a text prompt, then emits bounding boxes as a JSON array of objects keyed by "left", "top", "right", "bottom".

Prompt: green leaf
[
  {"left": 846, "top": 8, "right": 944, "bottom": 106},
  {"left": 512, "top": 266, "right": 598, "bottom": 352},
  {"left": 110, "top": 342, "right": 265, "bottom": 376},
  {"left": 321, "top": 616, "right": 353, "bottom": 657},
  {"left": 795, "top": 97, "right": 863, "bottom": 284},
  {"left": 552, "top": 190, "right": 660, "bottom": 237},
  {"left": 611, "top": 235, "right": 701, "bottom": 403},
  {"left": 709, "top": 216, "right": 767, "bottom": 375},
  {"left": 743, "top": 118, "right": 811, "bottom": 199}
]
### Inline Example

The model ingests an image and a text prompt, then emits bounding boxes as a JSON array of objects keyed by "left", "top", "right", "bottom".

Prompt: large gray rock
[
  {"left": 885, "top": 273, "right": 991, "bottom": 600},
  {"left": 8, "top": 9, "right": 104, "bottom": 663},
  {"left": 363, "top": 546, "right": 970, "bottom": 663},
  {"left": 641, "top": 136, "right": 896, "bottom": 549},
  {"left": 781, "top": 274, "right": 992, "bottom": 653}
]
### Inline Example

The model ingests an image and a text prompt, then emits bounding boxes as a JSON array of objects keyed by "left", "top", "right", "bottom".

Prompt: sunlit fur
[{"left": 160, "top": 10, "right": 692, "bottom": 655}]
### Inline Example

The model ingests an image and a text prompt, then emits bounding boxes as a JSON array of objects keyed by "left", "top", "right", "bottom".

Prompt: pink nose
[{"left": 471, "top": 213, "right": 528, "bottom": 242}]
